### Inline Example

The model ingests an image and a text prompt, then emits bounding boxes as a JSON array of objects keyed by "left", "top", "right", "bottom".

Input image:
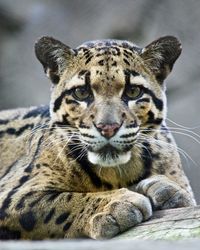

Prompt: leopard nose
[{"left": 95, "top": 123, "right": 120, "bottom": 138}]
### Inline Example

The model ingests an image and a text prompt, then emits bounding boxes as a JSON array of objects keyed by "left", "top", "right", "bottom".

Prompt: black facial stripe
[
  {"left": 146, "top": 111, "right": 163, "bottom": 125},
  {"left": 51, "top": 114, "right": 71, "bottom": 128},
  {"left": 124, "top": 70, "right": 130, "bottom": 85},
  {"left": 143, "top": 88, "right": 163, "bottom": 111},
  {"left": 124, "top": 69, "right": 140, "bottom": 85},
  {"left": 125, "top": 69, "right": 140, "bottom": 79},
  {"left": 67, "top": 142, "right": 102, "bottom": 187},
  {"left": 79, "top": 123, "right": 90, "bottom": 129},
  {"left": 67, "top": 142, "right": 112, "bottom": 190},
  {"left": 114, "top": 140, "right": 135, "bottom": 144},
  {"left": 53, "top": 89, "right": 72, "bottom": 112},
  {"left": 84, "top": 71, "right": 91, "bottom": 85},
  {"left": 136, "top": 98, "right": 150, "bottom": 104},
  {"left": 81, "top": 133, "right": 95, "bottom": 139},
  {"left": 120, "top": 133, "right": 137, "bottom": 138}
]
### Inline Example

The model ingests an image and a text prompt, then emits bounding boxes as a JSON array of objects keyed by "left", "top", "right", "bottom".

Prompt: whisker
[
  {"left": 167, "top": 117, "right": 200, "bottom": 130},
  {"left": 138, "top": 134, "right": 198, "bottom": 167}
]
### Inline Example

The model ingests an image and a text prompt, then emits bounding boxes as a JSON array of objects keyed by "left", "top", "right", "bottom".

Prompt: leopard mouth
[{"left": 87, "top": 144, "right": 132, "bottom": 167}]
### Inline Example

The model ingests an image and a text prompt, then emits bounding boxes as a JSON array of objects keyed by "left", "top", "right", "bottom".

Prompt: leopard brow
[
  {"left": 124, "top": 69, "right": 140, "bottom": 85},
  {"left": 66, "top": 70, "right": 91, "bottom": 91}
]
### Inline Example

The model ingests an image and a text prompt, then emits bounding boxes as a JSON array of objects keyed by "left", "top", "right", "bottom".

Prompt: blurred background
[{"left": 0, "top": 0, "right": 200, "bottom": 203}]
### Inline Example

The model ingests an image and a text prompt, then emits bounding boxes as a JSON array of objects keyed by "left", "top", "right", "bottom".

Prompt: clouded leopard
[{"left": 0, "top": 36, "right": 196, "bottom": 239}]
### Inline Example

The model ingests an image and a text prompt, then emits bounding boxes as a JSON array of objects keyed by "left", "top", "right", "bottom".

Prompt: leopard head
[{"left": 35, "top": 36, "right": 181, "bottom": 167}]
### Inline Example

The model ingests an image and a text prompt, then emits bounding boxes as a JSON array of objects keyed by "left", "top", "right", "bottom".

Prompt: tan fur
[{"left": 0, "top": 36, "right": 196, "bottom": 240}]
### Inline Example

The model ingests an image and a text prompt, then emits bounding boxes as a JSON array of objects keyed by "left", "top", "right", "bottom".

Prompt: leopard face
[{"left": 35, "top": 36, "right": 181, "bottom": 167}]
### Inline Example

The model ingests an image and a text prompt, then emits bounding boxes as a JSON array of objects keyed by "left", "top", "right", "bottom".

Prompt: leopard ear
[
  {"left": 140, "top": 36, "right": 182, "bottom": 82},
  {"left": 35, "top": 36, "right": 75, "bottom": 84}
]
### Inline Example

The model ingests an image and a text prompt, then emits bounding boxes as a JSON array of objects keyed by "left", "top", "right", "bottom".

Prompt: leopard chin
[{"left": 87, "top": 146, "right": 132, "bottom": 167}]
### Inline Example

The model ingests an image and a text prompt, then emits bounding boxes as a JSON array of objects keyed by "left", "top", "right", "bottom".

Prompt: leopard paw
[
  {"left": 136, "top": 175, "right": 195, "bottom": 210},
  {"left": 87, "top": 189, "right": 152, "bottom": 239}
]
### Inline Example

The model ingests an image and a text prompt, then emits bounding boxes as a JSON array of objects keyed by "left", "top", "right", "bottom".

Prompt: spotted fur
[{"left": 0, "top": 36, "right": 196, "bottom": 240}]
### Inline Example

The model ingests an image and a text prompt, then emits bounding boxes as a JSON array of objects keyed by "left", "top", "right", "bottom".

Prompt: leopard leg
[
  {"left": 136, "top": 175, "right": 196, "bottom": 210},
  {"left": 0, "top": 188, "right": 152, "bottom": 239}
]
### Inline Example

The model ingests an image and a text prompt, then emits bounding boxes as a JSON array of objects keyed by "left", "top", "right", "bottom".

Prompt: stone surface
[
  {"left": 1, "top": 240, "right": 200, "bottom": 250},
  {"left": 117, "top": 205, "right": 200, "bottom": 240},
  {"left": 0, "top": 0, "right": 200, "bottom": 203}
]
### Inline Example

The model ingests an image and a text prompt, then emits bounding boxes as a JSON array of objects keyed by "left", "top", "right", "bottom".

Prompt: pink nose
[{"left": 96, "top": 123, "right": 120, "bottom": 138}]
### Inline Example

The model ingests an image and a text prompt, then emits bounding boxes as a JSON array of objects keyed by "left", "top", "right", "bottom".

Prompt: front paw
[
  {"left": 136, "top": 175, "right": 194, "bottom": 210},
  {"left": 87, "top": 189, "right": 152, "bottom": 239}
]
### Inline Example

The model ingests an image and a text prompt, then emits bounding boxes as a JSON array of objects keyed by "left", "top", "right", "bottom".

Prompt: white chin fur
[{"left": 87, "top": 151, "right": 131, "bottom": 167}]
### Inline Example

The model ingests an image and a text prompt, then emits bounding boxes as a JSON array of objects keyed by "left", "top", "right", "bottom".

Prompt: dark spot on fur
[
  {"left": 42, "top": 163, "right": 49, "bottom": 167},
  {"left": 98, "top": 60, "right": 104, "bottom": 66},
  {"left": 63, "top": 222, "right": 72, "bottom": 232},
  {"left": 85, "top": 197, "right": 90, "bottom": 203},
  {"left": 80, "top": 208, "right": 84, "bottom": 214},
  {"left": 19, "top": 211, "right": 36, "bottom": 231},
  {"left": 56, "top": 212, "right": 70, "bottom": 224},
  {"left": 36, "top": 164, "right": 41, "bottom": 169},
  {"left": 19, "top": 175, "right": 29, "bottom": 185},
  {"left": 123, "top": 58, "right": 130, "bottom": 65},
  {"left": 70, "top": 107, "right": 76, "bottom": 112},
  {"left": 44, "top": 208, "right": 55, "bottom": 224},
  {"left": 112, "top": 61, "right": 117, "bottom": 66},
  {"left": 16, "top": 191, "right": 35, "bottom": 210},
  {"left": 0, "top": 124, "right": 34, "bottom": 138},
  {"left": 29, "top": 196, "right": 44, "bottom": 208},
  {"left": 47, "top": 191, "right": 61, "bottom": 202},
  {"left": 85, "top": 55, "right": 93, "bottom": 64}
]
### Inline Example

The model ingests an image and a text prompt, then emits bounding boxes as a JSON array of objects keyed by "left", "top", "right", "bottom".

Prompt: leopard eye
[
  {"left": 72, "top": 86, "right": 91, "bottom": 101},
  {"left": 125, "top": 85, "right": 143, "bottom": 100}
]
